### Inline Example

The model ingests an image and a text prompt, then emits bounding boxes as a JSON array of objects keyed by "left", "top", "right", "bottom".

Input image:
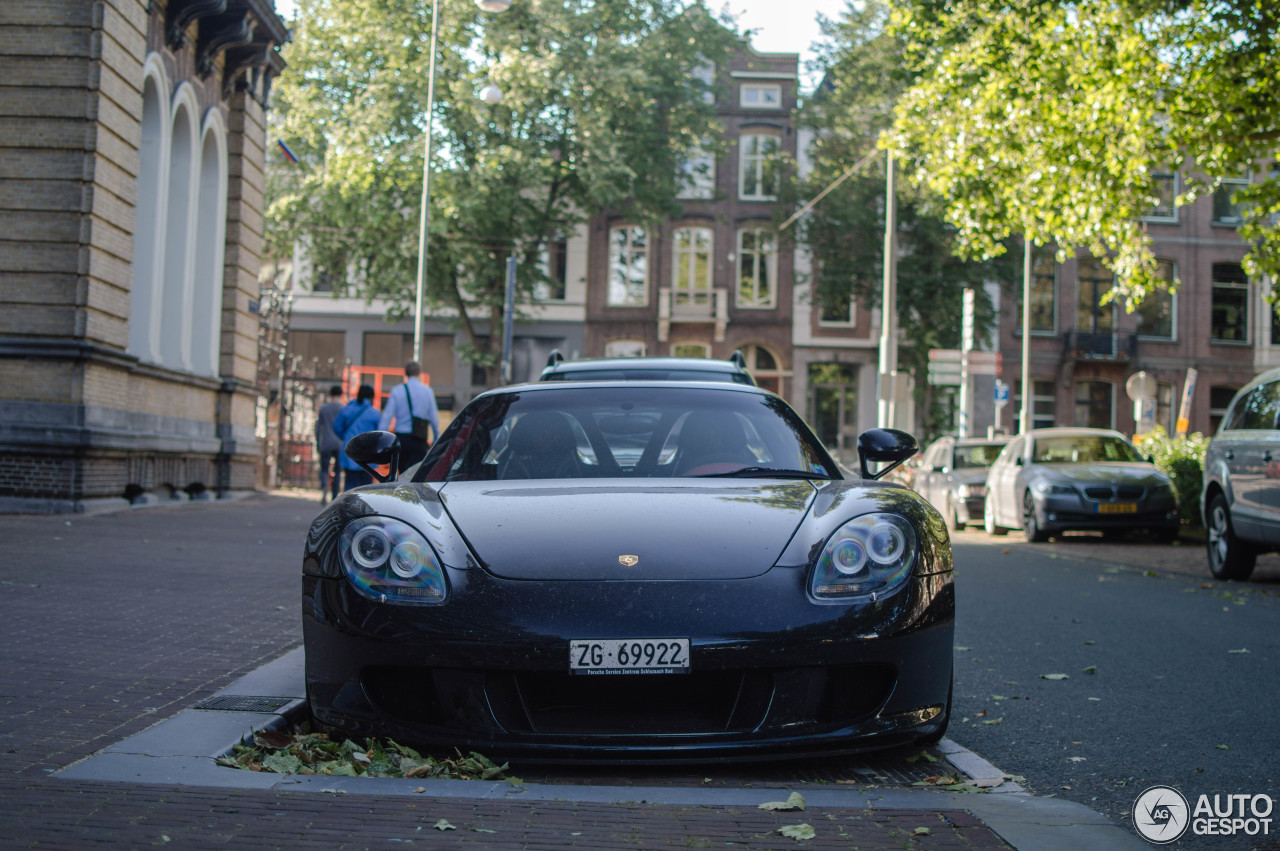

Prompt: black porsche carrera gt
[{"left": 302, "top": 381, "right": 954, "bottom": 762}]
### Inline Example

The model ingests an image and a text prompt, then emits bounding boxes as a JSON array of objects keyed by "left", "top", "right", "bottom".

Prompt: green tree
[
  {"left": 268, "top": 0, "right": 738, "bottom": 379},
  {"left": 791, "top": 0, "right": 1009, "bottom": 438},
  {"left": 887, "top": 0, "right": 1280, "bottom": 309}
]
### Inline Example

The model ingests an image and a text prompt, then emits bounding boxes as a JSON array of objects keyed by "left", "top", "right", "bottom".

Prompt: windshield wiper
[{"left": 696, "top": 466, "right": 835, "bottom": 480}]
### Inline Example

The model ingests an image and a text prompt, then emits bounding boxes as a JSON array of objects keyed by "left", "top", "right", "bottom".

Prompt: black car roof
[{"left": 476, "top": 379, "right": 770, "bottom": 401}]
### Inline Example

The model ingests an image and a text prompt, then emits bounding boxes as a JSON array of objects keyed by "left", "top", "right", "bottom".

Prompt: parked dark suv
[
  {"left": 1201, "top": 366, "right": 1280, "bottom": 579},
  {"left": 539, "top": 351, "right": 756, "bottom": 385}
]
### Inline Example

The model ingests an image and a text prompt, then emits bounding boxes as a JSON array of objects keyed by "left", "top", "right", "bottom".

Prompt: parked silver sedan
[{"left": 983, "top": 427, "right": 1179, "bottom": 542}]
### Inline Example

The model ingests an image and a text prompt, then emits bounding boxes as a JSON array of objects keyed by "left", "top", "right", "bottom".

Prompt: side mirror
[
  {"left": 856, "top": 428, "right": 919, "bottom": 481},
  {"left": 345, "top": 430, "right": 401, "bottom": 483}
]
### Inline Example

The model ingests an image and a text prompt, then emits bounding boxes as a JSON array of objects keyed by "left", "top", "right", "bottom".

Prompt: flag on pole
[{"left": 276, "top": 139, "right": 298, "bottom": 163}]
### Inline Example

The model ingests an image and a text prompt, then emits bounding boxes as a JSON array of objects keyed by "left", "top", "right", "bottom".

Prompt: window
[
  {"left": 672, "top": 342, "right": 709, "bottom": 358},
  {"left": 819, "top": 294, "right": 856, "bottom": 325},
  {"left": 742, "top": 344, "right": 786, "bottom": 395},
  {"left": 1017, "top": 247, "right": 1057, "bottom": 333},
  {"left": 676, "top": 143, "right": 714, "bottom": 200},
  {"left": 288, "top": 330, "right": 345, "bottom": 379},
  {"left": 604, "top": 340, "right": 646, "bottom": 358},
  {"left": 1014, "top": 379, "right": 1056, "bottom": 432},
  {"left": 740, "top": 83, "right": 781, "bottom": 109},
  {"left": 738, "top": 134, "right": 778, "bottom": 200},
  {"left": 607, "top": 226, "right": 648, "bottom": 307},
  {"left": 1213, "top": 174, "right": 1249, "bottom": 224},
  {"left": 1227, "top": 382, "right": 1280, "bottom": 430},
  {"left": 1077, "top": 258, "right": 1115, "bottom": 334},
  {"left": 1157, "top": 382, "right": 1175, "bottom": 433},
  {"left": 534, "top": 237, "right": 568, "bottom": 301},
  {"left": 1074, "top": 380, "right": 1114, "bottom": 429},
  {"left": 737, "top": 228, "right": 776, "bottom": 308},
  {"left": 1211, "top": 263, "right": 1249, "bottom": 342},
  {"left": 1210, "top": 386, "right": 1238, "bottom": 433},
  {"left": 1144, "top": 172, "right": 1178, "bottom": 221},
  {"left": 1134, "top": 259, "right": 1176, "bottom": 339},
  {"left": 672, "top": 227, "right": 713, "bottom": 304}
]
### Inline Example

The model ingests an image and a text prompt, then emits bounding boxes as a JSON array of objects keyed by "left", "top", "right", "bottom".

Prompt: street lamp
[{"left": 412, "top": 0, "right": 510, "bottom": 363}]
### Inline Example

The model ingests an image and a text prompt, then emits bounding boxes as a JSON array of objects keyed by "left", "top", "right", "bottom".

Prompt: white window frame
[
  {"left": 604, "top": 340, "right": 646, "bottom": 358},
  {"left": 736, "top": 227, "right": 776, "bottom": 309},
  {"left": 1142, "top": 172, "right": 1179, "bottom": 223},
  {"left": 676, "top": 143, "right": 715, "bottom": 200},
  {"left": 738, "top": 134, "right": 779, "bottom": 201},
  {"left": 1134, "top": 259, "right": 1177, "bottom": 341},
  {"left": 671, "top": 342, "right": 710, "bottom": 358},
  {"left": 1213, "top": 173, "right": 1251, "bottom": 225},
  {"left": 740, "top": 83, "right": 781, "bottom": 109},
  {"left": 607, "top": 225, "right": 648, "bottom": 307},
  {"left": 672, "top": 226, "right": 714, "bottom": 300}
]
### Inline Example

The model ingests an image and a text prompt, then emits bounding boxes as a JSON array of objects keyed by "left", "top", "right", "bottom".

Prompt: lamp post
[{"left": 412, "top": 0, "right": 509, "bottom": 363}]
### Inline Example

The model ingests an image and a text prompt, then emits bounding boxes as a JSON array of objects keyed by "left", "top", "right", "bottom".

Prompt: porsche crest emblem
[{"left": 618, "top": 554, "right": 640, "bottom": 567}]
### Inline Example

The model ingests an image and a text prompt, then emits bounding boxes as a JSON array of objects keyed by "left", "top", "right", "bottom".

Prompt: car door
[
  {"left": 988, "top": 436, "right": 1024, "bottom": 527},
  {"left": 1218, "top": 382, "right": 1280, "bottom": 541},
  {"left": 916, "top": 440, "right": 948, "bottom": 510}
]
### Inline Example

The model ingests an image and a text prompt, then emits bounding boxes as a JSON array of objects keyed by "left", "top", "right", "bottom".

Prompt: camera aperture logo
[
  {"left": 1134, "top": 786, "right": 1275, "bottom": 843},
  {"left": 1133, "top": 786, "right": 1189, "bottom": 844}
]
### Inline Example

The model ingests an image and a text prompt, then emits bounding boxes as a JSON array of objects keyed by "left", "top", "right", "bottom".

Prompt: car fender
[{"left": 1200, "top": 456, "right": 1235, "bottom": 524}]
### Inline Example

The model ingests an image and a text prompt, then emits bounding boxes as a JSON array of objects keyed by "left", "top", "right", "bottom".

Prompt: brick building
[
  {"left": 995, "top": 176, "right": 1268, "bottom": 438},
  {"left": 0, "top": 0, "right": 287, "bottom": 512}
]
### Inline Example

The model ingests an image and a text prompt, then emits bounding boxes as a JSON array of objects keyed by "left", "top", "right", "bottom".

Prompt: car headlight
[
  {"left": 810, "top": 513, "right": 917, "bottom": 602},
  {"left": 1031, "top": 481, "right": 1075, "bottom": 495},
  {"left": 339, "top": 516, "right": 448, "bottom": 605}
]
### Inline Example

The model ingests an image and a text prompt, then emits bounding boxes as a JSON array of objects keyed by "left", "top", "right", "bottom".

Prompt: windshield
[
  {"left": 1031, "top": 435, "right": 1143, "bottom": 464},
  {"left": 953, "top": 443, "right": 1006, "bottom": 469},
  {"left": 415, "top": 386, "right": 838, "bottom": 482}
]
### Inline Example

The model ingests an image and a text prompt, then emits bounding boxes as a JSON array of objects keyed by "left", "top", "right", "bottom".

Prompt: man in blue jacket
[
  {"left": 333, "top": 384, "right": 381, "bottom": 490},
  {"left": 378, "top": 360, "right": 440, "bottom": 473}
]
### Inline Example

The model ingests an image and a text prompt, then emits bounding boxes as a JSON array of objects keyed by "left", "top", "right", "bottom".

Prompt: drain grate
[{"left": 193, "top": 695, "right": 296, "bottom": 713}]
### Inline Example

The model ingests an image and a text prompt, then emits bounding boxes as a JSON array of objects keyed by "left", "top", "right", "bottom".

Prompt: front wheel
[
  {"left": 984, "top": 495, "right": 1008, "bottom": 536},
  {"left": 1206, "top": 494, "right": 1256, "bottom": 580},
  {"left": 1022, "top": 491, "right": 1049, "bottom": 542}
]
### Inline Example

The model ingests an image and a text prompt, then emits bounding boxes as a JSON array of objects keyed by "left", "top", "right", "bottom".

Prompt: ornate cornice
[{"left": 166, "top": 0, "right": 228, "bottom": 50}]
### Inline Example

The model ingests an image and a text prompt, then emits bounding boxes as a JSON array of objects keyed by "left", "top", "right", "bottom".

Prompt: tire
[
  {"left": 1022, "top": 490, "right": 1049, "bottom": 543},
  {"left": 1206, "top": 493, "right": 1256, "bottom": 580},
  {"left": 944, "top": 499, "right": 960, "bottom": 533},
  {"left": 917, "top": 675, "right": 952, "bottom": 746},
  {"left": 984, "top": 495, "right": 1008, "bottom": 536}
]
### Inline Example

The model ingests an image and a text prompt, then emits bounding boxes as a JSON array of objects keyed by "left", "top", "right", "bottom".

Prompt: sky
[{"left": 272, "top": 0, "right": 850, "bottom": 90}]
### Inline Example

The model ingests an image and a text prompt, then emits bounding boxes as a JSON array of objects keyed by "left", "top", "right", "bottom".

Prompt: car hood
[
  {"left": 952, "top": 469, "right": 990, "bottom": 486},
  {"left": 438, "top": 480, "right": 816, "bottom": 581},
  {"left": 1031, "top": 462, "right": 1166, "bottom": 484}
]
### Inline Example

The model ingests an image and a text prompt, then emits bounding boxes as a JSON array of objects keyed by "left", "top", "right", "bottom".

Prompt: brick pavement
[{"left": 0, "top": 493, "right": 1019, "bottom": 849}]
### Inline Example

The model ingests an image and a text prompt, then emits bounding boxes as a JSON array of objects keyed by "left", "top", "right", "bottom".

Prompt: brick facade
[{"left": 0, "top": 0, "right": 287, "bottom": 513}]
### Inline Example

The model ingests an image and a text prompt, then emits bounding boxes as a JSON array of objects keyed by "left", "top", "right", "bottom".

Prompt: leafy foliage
[
  {"left": 887, "top": 0, "right": 1280, "bottom": 308},
  {"left": 215, "top": 727, "right": 519, "bottom": 782},
  {"left": 791, "top": 0, "right": 1012, "bottom": 437},
  {"left": 269, "top": 0, "right": 739, "bottom": 379},
  {"left": 1135, "top": 426, "right": 1209, "bottom": 526}
]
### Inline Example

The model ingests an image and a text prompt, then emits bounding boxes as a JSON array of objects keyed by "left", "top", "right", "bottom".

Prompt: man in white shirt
[{"left": 378, "top": 360, "right": 440, "bottom": 473}]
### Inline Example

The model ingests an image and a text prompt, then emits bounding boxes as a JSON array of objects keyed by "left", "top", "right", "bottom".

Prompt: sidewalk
[{"left": 0, "top": 493, "right": 1141, "bottom": 849}]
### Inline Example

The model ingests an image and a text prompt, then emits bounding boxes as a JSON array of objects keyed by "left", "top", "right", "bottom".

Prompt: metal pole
[
  {"left": 878, "top": 152, "right": 898, "bottom": 429},
  {"left": 501, "top": 255, "right": 516, "bottom": 384},
  {"left": 1020, "top": 238, "right": 1033, "bottom": 434},
  {"left": 412, "top": 0, "right": 443, "bottom": 365}
]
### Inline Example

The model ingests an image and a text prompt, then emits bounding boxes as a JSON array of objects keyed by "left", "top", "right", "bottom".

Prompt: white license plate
[{"left": 569, "top": 638, "right": 690, "bottom": 675}]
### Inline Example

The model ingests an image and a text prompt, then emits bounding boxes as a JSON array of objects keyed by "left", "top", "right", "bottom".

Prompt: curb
[{"left": 56, "top": 647, "right": 1146, "bottom": 850}]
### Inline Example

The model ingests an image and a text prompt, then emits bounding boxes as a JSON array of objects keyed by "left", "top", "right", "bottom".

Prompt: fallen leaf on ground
[
  {"left": 1228, "top": 648, "right": 1249, "bottom": 654},
  {"left": 413, "top": 787, "right": 425, "bottom": 793},
  {"left": 759, "top": 792, "right": 806, "bottom": 811},
  {"left": 980, "top": 718, "right": 1003, "bottom": 725},
  {"left": 1216, "top": 745, "right": 1231, "bottom": 750},
  {"left": 776, "top": 823, "right": 816, "bottom": 841},
  {"left": 1068, "top": 757, "right": 1086, "bottom": 763},
  {"left": 1041, "top": 673, "right": 1069, "bottom": 680},
  {"left": 434, "top": 819, "right": 455, "bottom": 831},
  {"left": 1083, "top": 665, "right": 1097, "bottom": 675},
  {"left": 971, "top": 777, "right": 1005, "bottom": 788},
  {"left": 912, "top": 826, "right": 931, "bottom": 836}
]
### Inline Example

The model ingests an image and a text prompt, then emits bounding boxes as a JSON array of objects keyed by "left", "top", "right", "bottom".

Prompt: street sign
[
  {"left": 995, "top": 380, "right": 1010, "bottom": 404},
  {"left": 927, "top": 349, "right": 1001, "bottom": 376},
  {"left": 962, "top": 289, "right": 975, "bottom": 353}
]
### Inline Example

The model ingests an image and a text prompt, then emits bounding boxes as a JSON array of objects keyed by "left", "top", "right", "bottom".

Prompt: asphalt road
[{"left": 946, "top": 527, "right": 1280, "bottom": 847}]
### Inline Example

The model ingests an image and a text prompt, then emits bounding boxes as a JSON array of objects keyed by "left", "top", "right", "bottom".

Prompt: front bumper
[
  {"left": 303, "top": 564, "right": 954, "bottom": 763},
  {"left": 1032, "top": 492, "right": 1178, "bottom": 534}
]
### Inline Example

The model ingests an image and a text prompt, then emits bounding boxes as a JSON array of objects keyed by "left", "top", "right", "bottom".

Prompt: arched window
[
  {"left": 159, "top": 86, "right": 200, "bottom": 371},
  {"left": 742, "top": 344, "right": 787, "bottom": 396},
  {"left": 128, "top": 58, "right": 169, "bottom": 364},
  {"left": 191, "top": 113, "right": 228, "bottom": 377}
]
